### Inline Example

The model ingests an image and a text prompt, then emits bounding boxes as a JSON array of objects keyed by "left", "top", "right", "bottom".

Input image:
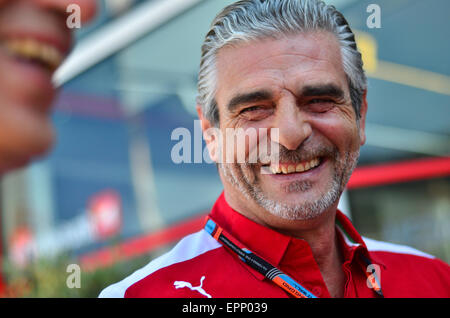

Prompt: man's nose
[
  {"left": 35, "top": 0, "right": 97, "bottom": 23},
  {"left": 272, "top": 96, "right": 312, "bottom": 151}
]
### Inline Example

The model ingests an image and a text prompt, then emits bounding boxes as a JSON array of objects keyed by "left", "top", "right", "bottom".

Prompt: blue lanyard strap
[{"left": 204, "top": 218, "right": 317, "bottom": 298}]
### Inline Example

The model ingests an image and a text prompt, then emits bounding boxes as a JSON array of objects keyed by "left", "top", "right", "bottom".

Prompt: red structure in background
[
  {"left": 80, "top": 213, "right": 206, "bottom": 272},
  {"left": 346, "top": 156, "right": 450, "bottom": 189},
  {"left": 78, "top": 156, "right": 450, "bottom": 272}
]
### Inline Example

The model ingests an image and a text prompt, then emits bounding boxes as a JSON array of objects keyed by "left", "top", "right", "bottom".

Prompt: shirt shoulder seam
[
  {"left": 98, "top": 229, "right": 222, "bottom": 298},
  {"left": 362, "top": 236, "right": 435, "bottom": 259}
]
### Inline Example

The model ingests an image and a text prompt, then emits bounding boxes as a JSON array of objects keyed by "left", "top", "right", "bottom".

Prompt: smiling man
[
  {"left": 0, "top": 0, "right": 96, "bottom": 174},
  {"left": 100, "top": 0, "right": 450, "bottom": 298}
]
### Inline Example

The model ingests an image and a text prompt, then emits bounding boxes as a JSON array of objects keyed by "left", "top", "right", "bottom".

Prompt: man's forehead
[
  {"left": 216, "top": 31, "right": 341, "bottom": 67},
  {"left": 215, "top": 31, "right": 347, "bottom": 102}
]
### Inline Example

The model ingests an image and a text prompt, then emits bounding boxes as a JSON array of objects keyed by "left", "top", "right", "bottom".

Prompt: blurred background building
[{"left": 0, "top": 0, "right": 449, "bottom": 297}]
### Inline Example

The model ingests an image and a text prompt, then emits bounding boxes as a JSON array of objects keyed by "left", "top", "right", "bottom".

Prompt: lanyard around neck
[
  {"left": 204, "top": 217, "right": 317, "bottom": 298},
  {"left": 204, "top": 216, "right": 383, "bottom": 298}
]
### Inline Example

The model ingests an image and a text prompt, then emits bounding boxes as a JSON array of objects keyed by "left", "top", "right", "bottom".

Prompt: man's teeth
[
  {"left": 270, "top": 158, "right": 321, "bottom": 174},
  {"left": 2, "top": 38, "right": 64, "bottom": 71}
]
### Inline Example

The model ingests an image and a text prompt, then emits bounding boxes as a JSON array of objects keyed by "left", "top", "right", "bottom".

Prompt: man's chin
[
  {"left": 258, "top": 182, "right": 320, "bottom": 204},
  {"left": 253, "top": 182, "right": 341, "bottom": 221},
  {"left": 259, "top": 200, "right": 327, "bottom": 221}
]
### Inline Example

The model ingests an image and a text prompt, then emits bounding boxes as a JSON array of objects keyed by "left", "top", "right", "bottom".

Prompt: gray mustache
[
  {"left": 228, "top": 140, "right": 338, "bottom": 166},
  {"left": 276, "top": 143, "right": 337, "bottom": 163}
]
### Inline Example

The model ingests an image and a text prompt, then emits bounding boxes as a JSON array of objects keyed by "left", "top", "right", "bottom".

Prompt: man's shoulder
[
  {"left": 98, "top": 229, "right": 222, "bottom": 298},
  {"left": 362, "top": 237, "right": 450, "bottom": 296},
  {"left": 363, "top": 236, "right": 450, "bottom": 276},
  {"left": 363, "top": 236, "right": 436, "bottom": 260}
]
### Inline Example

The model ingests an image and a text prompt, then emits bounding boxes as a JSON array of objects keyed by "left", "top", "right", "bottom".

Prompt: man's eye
[
  {"left": 307, "top": 99, "right": 335, "bottom": 112},
  {"left": 309, "top": 98, "right": 332, "bottom": 104},
  {"left": 238, "top": 105, "right": 272, "bottom": 121},
  {"left": 240, "top": 106, "right": 262, "bottom": 113}
]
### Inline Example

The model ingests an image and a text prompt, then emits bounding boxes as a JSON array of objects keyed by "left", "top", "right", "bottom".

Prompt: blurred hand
[{"left": 0, "top": 0, "right": 96, "bottom": 174}]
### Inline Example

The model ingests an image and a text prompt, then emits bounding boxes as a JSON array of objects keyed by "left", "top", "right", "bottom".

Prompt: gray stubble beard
[{"left": 219, "top": 148, "right": 360, "bottom": 221}]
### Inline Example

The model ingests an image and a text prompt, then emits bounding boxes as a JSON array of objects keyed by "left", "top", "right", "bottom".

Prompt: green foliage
[{"left": 2, "top": 253, "right": 154, "bottom": 298}]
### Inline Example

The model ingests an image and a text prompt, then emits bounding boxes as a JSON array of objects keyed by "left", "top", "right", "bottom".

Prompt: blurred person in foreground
[
  {"left": 0, "top": 0, "right": 96, "bottom": 175},
  {"left": 100, "top": 0, "right": 450, "bottom": 298},
  {"left": 0, "top": 0, "right": 96, "bottom": 296}
]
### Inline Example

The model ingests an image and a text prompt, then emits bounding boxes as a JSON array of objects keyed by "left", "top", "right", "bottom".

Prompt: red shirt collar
[{"left": 208, "top": 192, "right": 382, "bottom": 280}]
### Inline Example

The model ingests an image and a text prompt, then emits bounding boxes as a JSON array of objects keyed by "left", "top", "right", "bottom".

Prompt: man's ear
[
  {"left": 358, "top": 90, "right": 368, "bottom": 146},
  {"left": 197, "top": 105, "right": 220, "bottom": 163}
]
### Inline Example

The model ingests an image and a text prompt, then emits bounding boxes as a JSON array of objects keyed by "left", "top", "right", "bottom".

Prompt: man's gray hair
[{"left": 197, "top": 0, "right": 366, "bottom": 125}]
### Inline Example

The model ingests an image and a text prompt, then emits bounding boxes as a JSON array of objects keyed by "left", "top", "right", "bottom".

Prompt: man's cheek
[
  {"left": 0, "top": 53, "right": 55, "bottom": 111},
  {"left": 0, "top": 98, "right": 55, "bottom": 157},
  {"left": 241, "top": 163, "right": 257, "bottom": 184},
  {"left": 222, "top": 136, "right": 236, "bottom": 164},
  {"left": 227, "top": 127, "right": 272, "bottom": 164}
]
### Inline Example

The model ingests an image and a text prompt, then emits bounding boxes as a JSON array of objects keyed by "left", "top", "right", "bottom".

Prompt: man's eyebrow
[
  {"left": 227, "top": 90, "right": 273, "bottom": 112},
  {"left": 300, "top": 84, "right": 345, "bottom": 99}
]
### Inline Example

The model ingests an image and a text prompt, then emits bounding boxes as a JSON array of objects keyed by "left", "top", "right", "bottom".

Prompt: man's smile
[
  {"left": 0, "top": 36, "right": 66, "bottom": 73},
  {"left": 266, "top": 157, "right": 321, "bottom": 175},
  {"left": 258, "top": 156, "right": 329, "bottom": 187}
]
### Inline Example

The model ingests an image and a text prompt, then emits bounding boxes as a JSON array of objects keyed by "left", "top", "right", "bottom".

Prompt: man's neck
[
  {"left": 224, "top": 190, "right": 345, "bottom": 298},
  {"left": 300, "top": 222, "right": 345, "bottom": 298},
  {"left": 273, "top": 205, "right": 345, "bottom": 298}
]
